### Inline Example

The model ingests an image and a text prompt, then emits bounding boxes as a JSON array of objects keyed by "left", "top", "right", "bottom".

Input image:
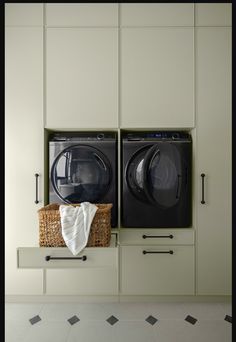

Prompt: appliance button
[
  {"left": 172, "top": 133, "right": 179, "bottom": 139},
  {"left": 97, "top": 133, "right": 104, "bottom": 140}
]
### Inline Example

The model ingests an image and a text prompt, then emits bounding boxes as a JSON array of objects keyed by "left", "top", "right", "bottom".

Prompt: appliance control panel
[
  {"left": 125, "top": 131, "right": 191, "bottom": 141},
  {"left": 49, "top": 132, "right": 116, "bottom": 142}
]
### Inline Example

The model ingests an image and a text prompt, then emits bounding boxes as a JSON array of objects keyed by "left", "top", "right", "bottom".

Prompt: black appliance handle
[
  {"left": 143, "top": 234, "right": 173, "bottom": 239},
  {"left": 45, "top": 255, "right": 87, "bottom": 261},
  {"left": 142, "top": 144, "right": 160, "bottom": 204},
  {"left": 201, "top": 173, "right": 206, "bottom": 204},
  {"left": 143, "top": 250, "right": 174, "bottom": 255},
  {"left": 35, "top": 173, "right": 39, "bottom": 204}
]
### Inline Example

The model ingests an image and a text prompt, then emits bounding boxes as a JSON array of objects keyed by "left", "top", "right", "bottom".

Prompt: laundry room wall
[{"left": 5, "top": 3, "right": 232, "bottom": 299}]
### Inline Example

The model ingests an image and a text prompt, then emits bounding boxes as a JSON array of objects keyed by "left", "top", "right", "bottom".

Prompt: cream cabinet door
[
  {"left": 120, "top": 28, "right": 194, "bottom": 128},
  {"left": 46, "top": 28, "right": 118, "bottom": 129},
  {"left": 195, "top": 27, "right": 232, "bottom": 295},
  {"left": 45, "top": 3, "right": 118, "bottom": 27},
  {"left": 120, "top": 245, "right": 194, "bottom": 295},
  {"left": 5, "top": 26, "right": 44, "bottom": 295}
]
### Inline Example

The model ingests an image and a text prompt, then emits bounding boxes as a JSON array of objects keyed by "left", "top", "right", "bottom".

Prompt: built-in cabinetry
[
  {"left": 5, "top": 3, "right": 232, "bottom": 298},
  {"left": 119, "top": 230, "right": 195, "bottom": 295},
  {"left": 120, "top": 4, "right": 194, "bottom": 128},
  {"left": 195, "top": 8, "right": 232, "bottom": 295},
  {"left": 5, "top": 6, "right": 44, "bottom": 294},
  {"left": 45, "top": 4, "right": 118, "bottom": 129},
  {"left": 18, "top": 235, "right": 118, "bottom": 295}
]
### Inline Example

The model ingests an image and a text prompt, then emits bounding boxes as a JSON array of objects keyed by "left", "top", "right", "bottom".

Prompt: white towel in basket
[{"left": 59, "top": 202, "right": 98, "bottom": 256}]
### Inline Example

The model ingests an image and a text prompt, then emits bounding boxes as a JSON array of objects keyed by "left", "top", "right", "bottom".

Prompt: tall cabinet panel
[
  {"left": 46, "top": 28, "right": 118, "bottom": 129},
  {"left": 120, "top": 28, "right": 194, "bottom": 128},
  {"left": 120, "top": 4, "right": 194, "bottom": 128},
  {"left": 5, "top": 13, "right": 44, "bottom": 293},
  {"left": 195, "top": 27, "right": 232, "bottom": 295},
  {"left": 45, "top": 4, "right": 118, "bottom": 129}
]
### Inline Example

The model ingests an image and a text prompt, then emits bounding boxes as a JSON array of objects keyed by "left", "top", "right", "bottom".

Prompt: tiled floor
[{"left": 5, "top": 302, "right": 232, "bottom": 342}]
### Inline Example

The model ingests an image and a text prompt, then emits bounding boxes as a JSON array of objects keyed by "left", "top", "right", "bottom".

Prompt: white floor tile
[
  {"left": 5, "top": 303, "right": 44, "bottom": 321},
  {"left": 101, "top": 302, "right": 152, "bottom": 321},
  {"left": 66, "top": 320, "right": 116, "bottom": 342},
  {"left": 153, "top": 319, "right": 196, "bottom": 342},
  {"left": 72, "top": 302, "right": 149, "bottom": 321},
  {"left": 152, "top": 319, "right": 232, "bottom": 342},
  {"left": 23, "top": 321, "right": 71, "bottom": 342},
  {"left": 5, "top": 320, "right": 31, "bottom": 342},
  {"left": 147, "top": 302, "right": 188, "bottom": 320},
  {"left": 74, "top": 303, "right": 112, "bottom": 321},
  {"left": 191, "top": 320, "right": 232, "bottom": 342},
  {"left": 180, "top": 302, "right": 232, "bottom": 320},
  {"left": 4, "top": 301, "right": 232, "bottom": 342},
  {"left": 113, "top": 321, "right": 156, "bottom": 342},
  {"left": 39, "top": 303, "right": 80, "bottom": 322},
  {"left": 218, "top": 302, "right": 232, "bottom": 316}
]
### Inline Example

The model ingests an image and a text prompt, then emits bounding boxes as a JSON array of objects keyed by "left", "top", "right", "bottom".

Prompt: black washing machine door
[
  {"left": 142, "top": 143, "right": 183, "bottom": 208},
  {"left": 51, "top": 144, "right": 112, "bottom": 203},
  {"left": 126, "top": 143, "right": 183, "bottom": 208},
  {"left": 126, "top": 145, "right": 153, "bottom": 203}
]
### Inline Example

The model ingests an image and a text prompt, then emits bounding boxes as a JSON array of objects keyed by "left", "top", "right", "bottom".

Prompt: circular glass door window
[
  {"left": 144, "top": 143, "right": 183, "bottom": 208},
  {"left": 51, "top": 145, "right": 112, "bottom": 203},
  {"left": 126, "top": 145, "right": 152, "bottom": 202}
]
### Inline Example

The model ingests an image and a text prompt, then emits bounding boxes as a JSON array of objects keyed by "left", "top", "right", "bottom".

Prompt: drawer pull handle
[
  {"left": 201, "top": 173, "right": 206, "bottom": 204},
  {"left": 142, "top": 235, "right": 173, "bottom": 239},
  {"left": 143, "top": 250, "right": 174, "bottom": 255},
  {"left": 35, "top": 173, "right": 39, "bottom": 204},
  {"left": 45, "top": 255, "right": 87, "bottom": 261}
]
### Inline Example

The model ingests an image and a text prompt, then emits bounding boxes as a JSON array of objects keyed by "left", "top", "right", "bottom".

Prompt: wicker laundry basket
[{"left": 38, "top": 203, "right": 112, "bottom": 247}]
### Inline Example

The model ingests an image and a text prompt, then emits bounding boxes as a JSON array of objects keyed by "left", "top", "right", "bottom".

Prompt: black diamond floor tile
[
  {"left": 185, "top": 315, "right": 198, "bottom": 325},
  {"left": 224, "top": 315, "right": 232, "bottom": 323},
  {"left": 145, "top": 315, "right": 158, "bottom": 325},
  {"left": 106, "top": 315, "right": 119, "bottom": 325},
  {"left": 29, "top": 315, "right": 41, "bottom": 325},
  {"left": 68, "top": 315, "right": 80, "bottom": 325}
]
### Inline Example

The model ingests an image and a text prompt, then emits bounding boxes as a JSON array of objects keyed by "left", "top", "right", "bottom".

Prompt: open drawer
[
  {"left": 17, "top": 234, "right": 118, "bottom": 269},
  {"left": 17, "top": 235, "right": 118, "bottom": 295}
]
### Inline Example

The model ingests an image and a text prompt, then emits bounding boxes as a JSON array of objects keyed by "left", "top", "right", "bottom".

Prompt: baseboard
[
  {"left": 118, "top": 295, "right": 232, "bottom": 303},
  {"left": 5, "top": 295, "right": 120, "bottom": 303},
  {"left": 5, "top": 294, "right": 231, "bottom": 303}
]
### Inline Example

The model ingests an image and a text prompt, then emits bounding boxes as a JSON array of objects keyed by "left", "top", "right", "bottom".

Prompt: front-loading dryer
[
  {"left": 121, "top": 131, "right": 192, "bottom": 228},
  {"left": 49, "top": 132, "right": 117, "bottom": 227}
]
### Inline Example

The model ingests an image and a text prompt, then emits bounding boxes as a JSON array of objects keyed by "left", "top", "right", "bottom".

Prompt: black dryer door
[
  {"left": 126, "top": 145, "right": 153, "bottom": 202},
  {"left": 142, "top": 143, "right": 183, "bottom": 208},
  {"left": 51, "top": 145, "right": 112, "bottom": 203}
]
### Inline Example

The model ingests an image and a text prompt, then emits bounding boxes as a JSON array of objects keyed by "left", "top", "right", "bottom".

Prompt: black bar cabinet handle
[
  {"left": 45, "top": 255, "right": 87, "bottom": 261},
  {"left": 35, "top": 173, "right": 39, "bottom": 204},
  {"left": 143, "top": 234, "right": 173, "bottom": 239},
  {"left": 201, "top": 173, "right": 206, "bottom": 204},
  {"left": 143, "top": 250, "right": 174, "bottom": 255}
]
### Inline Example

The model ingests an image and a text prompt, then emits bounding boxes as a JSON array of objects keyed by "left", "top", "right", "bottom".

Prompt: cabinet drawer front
[
  {"left": 120, "top": 246, "right": 194, "bottom": 295},
  {"left": 119, "top": 230, "right": 194, "bottom": 245},
  {"left": 18, "top": 246, "right": 117, "bottom": 269},
  {"left": 46, "top": 268, "right": 118, "bottom": 295}
]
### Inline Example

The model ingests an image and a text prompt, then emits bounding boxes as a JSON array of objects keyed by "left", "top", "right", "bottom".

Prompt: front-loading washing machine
[
  {"left": 49, "top": 131, "right": 117, "bottom": 227},
  {"left": 121, "top": 131, "right": 192, "bottom": 228}
]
